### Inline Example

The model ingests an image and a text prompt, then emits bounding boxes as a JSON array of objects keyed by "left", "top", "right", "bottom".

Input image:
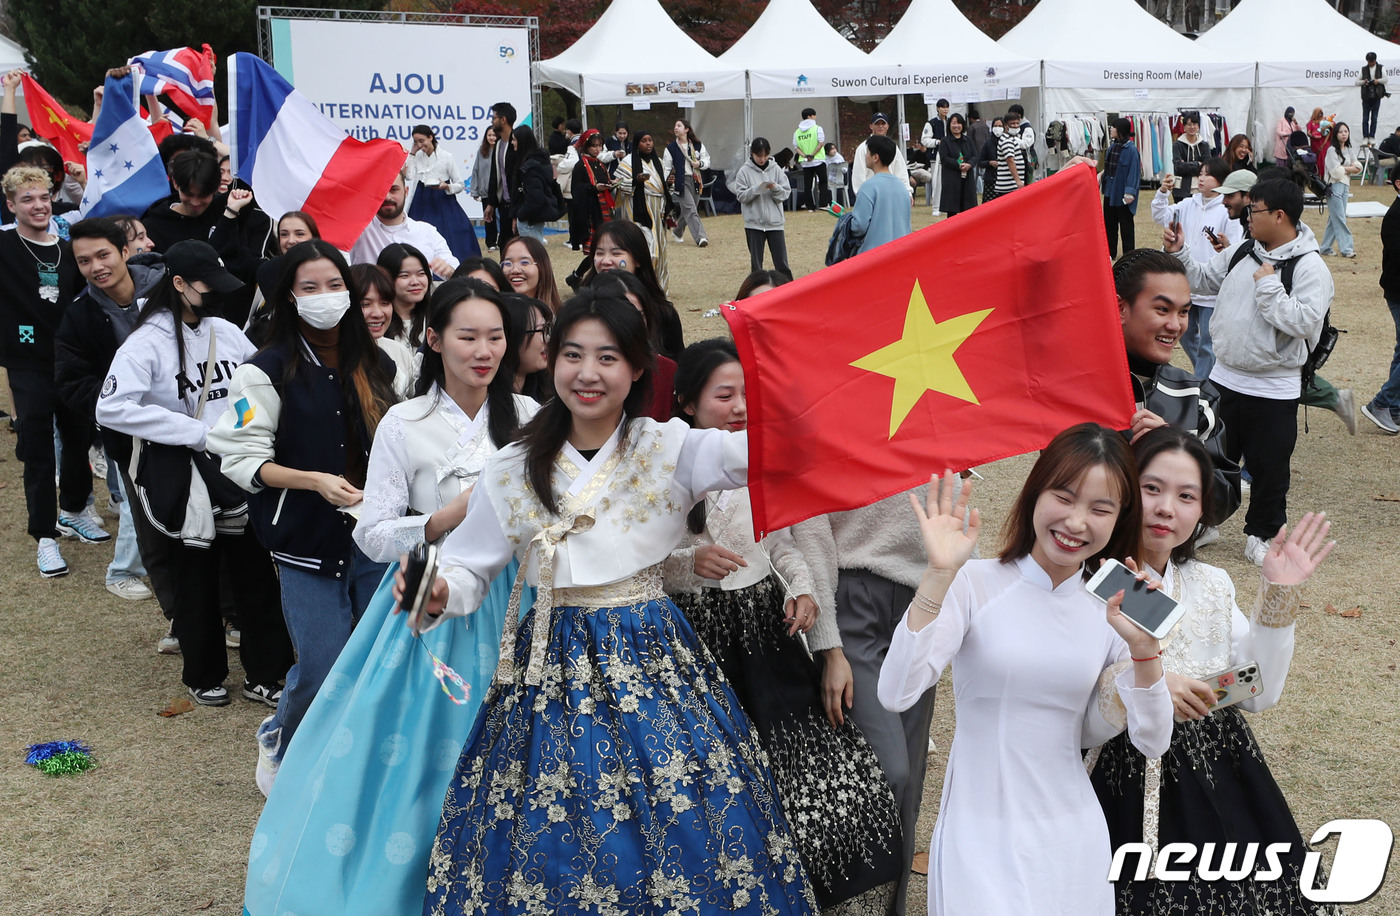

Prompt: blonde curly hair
[{"left": 3, "top": 164, "right": 52, "bottom": 200}]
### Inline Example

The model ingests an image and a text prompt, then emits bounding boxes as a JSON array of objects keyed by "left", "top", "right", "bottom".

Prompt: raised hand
[
  {"left": 910, "top": 469, "right": 980, "bottom": 575},
  {"left": 1261, "top": 511, "right": 1335, "bottom": 586}
]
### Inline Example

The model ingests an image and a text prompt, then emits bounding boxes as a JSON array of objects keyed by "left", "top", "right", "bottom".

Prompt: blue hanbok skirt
[
  {"left": 243, "top": 559, "right": 521, "bottom": 916},
  {"left": 424, "top": 590, "right": 818, "bottom": 915},
  {"left": 408, "top": 184, "right": 482, "bottom": 263}
]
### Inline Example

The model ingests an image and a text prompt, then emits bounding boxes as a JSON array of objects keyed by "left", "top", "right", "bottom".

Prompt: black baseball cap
[
  {"left": 164, "top": 240, "right": 244, "bottom": 293},
  {"left": 871, "top": 112, "right": 889, "bottom": 124}
]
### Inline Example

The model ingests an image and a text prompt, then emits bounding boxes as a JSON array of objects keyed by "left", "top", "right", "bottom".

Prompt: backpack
[
  {"left": 548, "top": 180, "right": 568, "bottom": 222},
  {"left": 1226, "top": 243, "right": 1339, "bottom": 390},
  {"left": 825, "top": 209, "right": 862, "bottom": 266}
]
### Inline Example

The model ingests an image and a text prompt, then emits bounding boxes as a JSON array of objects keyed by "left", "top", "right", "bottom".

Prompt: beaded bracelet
[{"left": 912, "top": 590, "right": 942, "bottom": 613}]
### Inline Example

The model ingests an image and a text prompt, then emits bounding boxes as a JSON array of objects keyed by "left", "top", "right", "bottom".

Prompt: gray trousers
[
  {"left": 837, "top": 569, "right": 937, "bottom": 916},
  {"left": 673, "top": 174, "right": 706, "bottom": 243}
]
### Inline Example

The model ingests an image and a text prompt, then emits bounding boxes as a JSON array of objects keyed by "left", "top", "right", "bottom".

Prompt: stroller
[{"left": 1286, "top": 129, "right": 1328, "bottom": 197}]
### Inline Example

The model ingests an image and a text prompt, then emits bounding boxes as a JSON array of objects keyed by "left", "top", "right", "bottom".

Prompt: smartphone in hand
[
  {"left": 1087, "top": 558, "right": 1187, "bottom": 639},
  {"left": 401, "top": 542, "right": 441, "bottom": 636}
]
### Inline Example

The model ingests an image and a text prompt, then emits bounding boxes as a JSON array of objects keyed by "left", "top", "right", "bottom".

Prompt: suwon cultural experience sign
[
  {"left": 268, "top": 17, "right": 531, "bottom": 153},
  {"left": 748, "top": 60, "right": 1039, "bottom": 99}
]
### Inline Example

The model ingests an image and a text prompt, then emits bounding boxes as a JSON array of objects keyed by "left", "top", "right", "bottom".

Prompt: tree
[{"left": 10, "top": 0, "right": 383, "bottom": 112}]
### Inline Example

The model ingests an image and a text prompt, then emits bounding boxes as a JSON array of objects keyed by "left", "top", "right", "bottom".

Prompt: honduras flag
[
  {"left": 228, "top": 53, "right": 407, "bottom": 251},
  {"left": 79, "top": 70, "right": 169, "bottom": 220}
]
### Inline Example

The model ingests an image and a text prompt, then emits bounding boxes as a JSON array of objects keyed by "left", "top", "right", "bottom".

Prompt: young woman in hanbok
[
  {"left": 406, "top": 124, "right": 482, "bottom": 262},
  {"left": 241, "top": 279, "right": 536, "bottom": 916},
  {"left": 401, "top": 291, "right": 817, "bottom": 915},
  {"left": 665, "top": 339, "right": 903, "bottom": 913},
  {"left": 613, "top": 130, "right": 677, "bottom": 294},
  {"left": 878, "top": 424, "right": 1175, "bottom": 916},
  {"left": 1089, "top": 427, "right": 1339, "bottom": 916}
]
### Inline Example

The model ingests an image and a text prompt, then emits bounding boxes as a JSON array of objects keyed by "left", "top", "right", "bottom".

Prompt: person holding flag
[{"left": 78, "top": 67, "right": 171, "bottom": 222}]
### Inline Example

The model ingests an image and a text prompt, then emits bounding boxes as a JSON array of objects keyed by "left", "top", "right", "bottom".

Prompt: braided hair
[{"left": 1112, "top": 249, "right": 1185, "bottom": 304}]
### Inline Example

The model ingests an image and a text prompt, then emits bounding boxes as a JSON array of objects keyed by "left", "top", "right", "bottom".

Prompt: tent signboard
[
  {"left": 1044, "top": 60, "right": 1255, "bottom": 88},
  {"left": 578, "top": 69, "right": 746, "bottom": 106},
  {"left": 1258, "top": 60, "right": 1400, "bottom": 87}
]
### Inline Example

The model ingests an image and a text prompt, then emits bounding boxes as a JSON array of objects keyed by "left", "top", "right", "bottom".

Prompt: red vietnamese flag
[
  {"left": 723, "top": 164, "right": 1135, "bottom": 536},
  {"left": 20, "top": 75, "right": 93, "bottom": 165}
]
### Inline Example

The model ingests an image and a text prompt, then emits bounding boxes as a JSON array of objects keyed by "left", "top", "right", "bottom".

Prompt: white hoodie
[
  {"left": 1150, "top": 189, "right": 1243, "bottom": 308},
  {"left": 97, "top": 310, "right": 256, "bottom": 452},
  {"left": 1173, "top": 222, "right": 1332, "bottom": 396}
]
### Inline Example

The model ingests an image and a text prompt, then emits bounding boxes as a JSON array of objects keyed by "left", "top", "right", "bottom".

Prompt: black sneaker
[
  {"left": 565, "top": 272, "right": 581, "bottom": 291},
  {"left": 189, "top": 685, "right": 231, "bottom": 707},
  {"left": 242, "top": 681, "right": 282, "bottom": 707}
]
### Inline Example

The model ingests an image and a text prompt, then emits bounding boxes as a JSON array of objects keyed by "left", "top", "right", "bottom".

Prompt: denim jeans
[
  {"left": 1320, "top": 181, "right": 1353, "bottom": 255},
  {"left": 1180, "top": 303, "right": 1216, "bottom": 384},
  {"left": 1374, "top": 299, "right": 1400, "bottom": 410},
  {"left": 1363, "top": 97, "right": 1382, "bottom": 140},
  {"left": 259, "top": 548, "right": 388, "bottom": 762},
  {"left": 516, "top": 220, "right": 546, "bottom": 241},
  {"left": 105, "top": 473, "right": 147, "bottom": 584}
]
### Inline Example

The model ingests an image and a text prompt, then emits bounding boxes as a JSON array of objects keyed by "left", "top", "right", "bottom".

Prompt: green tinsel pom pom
[{"left": 25, "top": 740, "right": 95, "bottom": 776}]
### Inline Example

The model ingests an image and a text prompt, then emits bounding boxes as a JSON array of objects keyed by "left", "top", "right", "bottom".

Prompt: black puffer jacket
[{"left": 513, "top": 150, "right": 559, "bottom": 224}]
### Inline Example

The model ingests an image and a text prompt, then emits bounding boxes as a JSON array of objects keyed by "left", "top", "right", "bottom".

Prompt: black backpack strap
[{"left": 1227, "top": 242, "right": 1258, "bottom": 274}]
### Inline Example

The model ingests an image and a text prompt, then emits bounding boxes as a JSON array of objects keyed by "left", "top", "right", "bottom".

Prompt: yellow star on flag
[
  {"left": 43, "top": 106, "right": 69, "bottom": 129},
  {"left": 850, "top": 281, "right": 994, "bottom": 438}
]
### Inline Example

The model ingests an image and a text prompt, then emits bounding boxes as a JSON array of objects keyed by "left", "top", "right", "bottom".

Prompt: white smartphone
[{"left": 1086, "top": 558, "right": 1187, "bottom": 639}]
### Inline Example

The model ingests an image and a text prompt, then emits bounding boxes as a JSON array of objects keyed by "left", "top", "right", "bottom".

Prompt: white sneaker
[
  {"left": 256, "top": 715, "right": 283, "bottom": 798},
  {"left": 89, "top": 445, "right": 108, "bottom": 478},
  {"left": 1244, "top": 535, "right": 1269, "bottom": 567},
  {"left": 102, "top": 498, "right": 122, "bottom": 519},
  {"left": 106, "top": 577, "right": 153, "bottom": 600},
  {"left": 1334, "top": 388, "right": 1358, "bottom": 436},
  {"left": 37, "top": 537, "right": 69, "bottom": 578},
  {"left": 157, "top": 624, "right": 180, "bottom": 656},
  {"left": 79, "top": 505, "right": 107, "bottom": 530},
  {"left": 57, "top": 512, "right": 110, "bottom": 543},
  {"left": 1195, "top": 525, "right": 1221, "bottom": 547}
]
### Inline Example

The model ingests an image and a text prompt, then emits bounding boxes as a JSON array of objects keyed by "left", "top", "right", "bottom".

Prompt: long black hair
[
  {"left": 674, "top": 338, "right": 741, "bottom": 534},
  {"left": 586, "top": 268, "right": 664, "bottom": 354},
  {"left": 518, "top": 290, "right": 653, "bottom": 515},
  {"left": 591, "top": 220, "right": 667, "bottom": 304},
  {"left": 133, "top": 271, "right": 195, "bottom": 380},
  {"left": 1131, "top": 426, "right": 1216, "bottom": 567},
  {"left": 415, "top": 278, "right": 521, "bottom": 449},
  {"left": 502, "top": 292, "right": 552, "bottom": 401},
  {"left": 377, "top": 242, "right": 432, "bottom": 347},
  {"left": 451, "top": 256, "right": 509, "bottom": 291},
  {"left": 264, "top": 240, "right": 398, "bottom": 436}
]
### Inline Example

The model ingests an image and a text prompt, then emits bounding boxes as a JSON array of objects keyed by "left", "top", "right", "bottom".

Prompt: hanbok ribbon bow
[{"left": 493, "top": 508, "right": 597, "bottom": 686}]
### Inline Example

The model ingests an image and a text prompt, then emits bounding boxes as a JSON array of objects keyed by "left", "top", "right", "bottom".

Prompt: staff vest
[{"left": 795, "top": 125, "right": 825, "bottom": 160}]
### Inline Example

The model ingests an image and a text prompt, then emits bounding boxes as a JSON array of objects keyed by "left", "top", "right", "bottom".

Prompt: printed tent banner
[{"left": 724, "top": 165, "right": 1136, "bottom": 537}]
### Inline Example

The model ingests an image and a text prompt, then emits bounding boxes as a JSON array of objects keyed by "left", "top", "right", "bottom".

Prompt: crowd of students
[{"left": 0, "top": 83, "right": 1365, "bottom": 916}]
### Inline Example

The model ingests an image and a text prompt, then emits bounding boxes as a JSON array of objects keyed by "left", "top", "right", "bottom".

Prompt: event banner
[
  {"left": 269, "top": 16, "right": 532, "bottom": 208},
  {"left": 747, "top": 60, "right": 1039, "bottom": 101},
  {"left": 1258, "top": 60, "right": 1400, "bottom": 88},
  {"left": 1044, "top": 60, "right": 1255, "bottom": 89},
  {"left": 578, "top": 68, "right": 747, "bottom": 106}
]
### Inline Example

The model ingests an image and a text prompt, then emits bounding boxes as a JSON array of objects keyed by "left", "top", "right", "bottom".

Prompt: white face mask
[
  {"left": 992, "top": 126, "right": 1005, "bottom": 136},
  {"left": 296, "top": 290, "right": 352, "bottom": 330}
]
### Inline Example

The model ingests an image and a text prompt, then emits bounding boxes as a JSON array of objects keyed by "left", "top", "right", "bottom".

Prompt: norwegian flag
[{"left": 127, "top": 44, "right": 216, "bottom": 126}]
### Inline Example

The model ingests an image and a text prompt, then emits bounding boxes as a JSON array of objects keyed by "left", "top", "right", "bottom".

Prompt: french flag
[
  {"left": 128, "top": 45, "right": 216, "bottom": 125},
  {"left": 79, "top": 70, "right": 169, "bottom": 220},
  {"left": 228, "top": 53, "right": 407, "bottom": 252}
]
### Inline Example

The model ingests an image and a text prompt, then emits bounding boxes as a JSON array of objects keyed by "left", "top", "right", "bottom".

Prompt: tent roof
[
  {"left": 1196, "top": 0, "right": 1400, "bottom": 61},
  {"left": 534, "top": 0, "right": 737, "bottom": 97},
  {"left": 718, "top": 0, "right": 871, "bottom": 69},
  {"left": 871, "top": 0, "right": 1028, "bottom": 64},
  {"left": 1000, "top": 0, "right": 1227, "bottom": 64},
  {"left": 0, "top": 33, "right": 28, "bottom": 70}
]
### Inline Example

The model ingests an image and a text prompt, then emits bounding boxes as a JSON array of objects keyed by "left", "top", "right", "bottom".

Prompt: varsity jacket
[{"left": 207, "top": 340, "right": 395, "bottom": 577}]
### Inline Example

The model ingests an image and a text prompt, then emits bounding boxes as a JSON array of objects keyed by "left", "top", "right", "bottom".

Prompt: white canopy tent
[
  {"left": 694, "top": 0, "right": 874, "bottom": 175},
  {"left": 870, "top": 0, "right": 1037, "bottom": 104},
  {"left": 1000, "top": 0, "right": 1253, "bottom": 172},
  {"left": 0, "top": 35, "right": 29, "bottom": 108},
  {"left": 1198, "top": 0, "right": 1400, "bottom": 155},
  {"left": 533, "top": 0, "right": 744, "bottom": 115}
]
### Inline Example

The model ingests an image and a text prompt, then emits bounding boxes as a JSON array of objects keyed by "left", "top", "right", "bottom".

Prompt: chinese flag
[
  {"left": 723, "top": 164, "right": 1135, "bottom": 536},
  {"left": 21, "top": 75, "right": 93, "bottom": 165}
]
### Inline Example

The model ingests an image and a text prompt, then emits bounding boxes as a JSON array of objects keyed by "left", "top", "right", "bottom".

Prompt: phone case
[
  {"left": 403, "top": 542, "right": 440, "bottom": 637},
  {"left": 1205, "top": 660, "right": 1263, "bottom": 711},
  {"left": 1175, "top": 660, "right": 1264, "bottom": 721}
]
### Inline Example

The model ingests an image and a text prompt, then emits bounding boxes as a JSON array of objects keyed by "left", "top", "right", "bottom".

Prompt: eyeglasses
[
  {"left": 501, "top": 258, "right": 535, "bottom": 270},
  {"left": 1246, "top": 206, "right": 1280, "bottom": 217},
  {"left": 524, "top": 325, "right": 551, "bottom": 342}
]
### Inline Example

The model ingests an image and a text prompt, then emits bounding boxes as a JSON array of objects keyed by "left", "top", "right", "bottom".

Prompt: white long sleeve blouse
[
  {"left": 409, "top": 147, "right": 465, "bottom": 195},
  {"left": 352, "top": 388, "right": 539, "bottom": 563},
  {"left": 425, "top": 417, "right": 747, "bottom": 628}
]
